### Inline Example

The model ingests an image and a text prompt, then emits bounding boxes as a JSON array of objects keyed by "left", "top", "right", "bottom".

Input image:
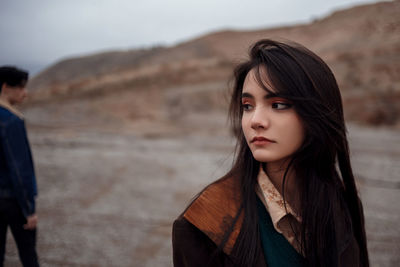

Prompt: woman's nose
[{"left": 251, "top": 107, "right": 269, "bottom": 130}]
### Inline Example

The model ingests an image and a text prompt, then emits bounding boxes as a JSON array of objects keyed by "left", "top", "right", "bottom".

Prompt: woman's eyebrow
[
  {"left": 241, "top": 92, "right": 253, "bottom": 98},
  {"left": 241, "top": 92, "right": 283, "bottom": 99},
  {"left": 264, "top": 92, "right": 282, "bottom": 99}
]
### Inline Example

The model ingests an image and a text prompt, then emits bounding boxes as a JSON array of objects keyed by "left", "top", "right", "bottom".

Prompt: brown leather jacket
[{"left": 172, "top": 176, "right": 362, "bottom": 267}]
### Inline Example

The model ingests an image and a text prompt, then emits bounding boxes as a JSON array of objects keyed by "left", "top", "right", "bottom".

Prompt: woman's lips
[{"left": 251, "top": 136, "right": 275, "bottom": 145}]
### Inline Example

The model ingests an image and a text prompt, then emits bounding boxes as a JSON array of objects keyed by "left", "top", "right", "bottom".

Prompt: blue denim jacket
[{"left": 0, "top": 105, "right": 37, "bottom": 217}]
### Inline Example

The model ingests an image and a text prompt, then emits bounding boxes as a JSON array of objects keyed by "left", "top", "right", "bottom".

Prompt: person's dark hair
[
  {"left": 218, "top": 39, "right": 369, "bottom": 266},
  {"left": 0, "top": 66, "right": 29, "bottom": 92}
]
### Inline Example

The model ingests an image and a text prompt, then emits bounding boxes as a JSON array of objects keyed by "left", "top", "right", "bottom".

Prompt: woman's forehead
[{"left": 244, "top": 66, "right": 276, "bottom": 94}]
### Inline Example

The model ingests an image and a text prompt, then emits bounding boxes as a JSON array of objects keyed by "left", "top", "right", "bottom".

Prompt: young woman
[{"left": 172, "top": 39, "right": 369, "bottom": 267}]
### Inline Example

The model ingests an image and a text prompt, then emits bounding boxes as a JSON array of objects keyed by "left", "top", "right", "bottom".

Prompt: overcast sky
[{"left": 0, "top": 0, "right": 383, "bottom": 75}]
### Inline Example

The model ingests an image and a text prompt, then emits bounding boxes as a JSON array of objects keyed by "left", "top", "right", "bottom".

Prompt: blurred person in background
[
  {"left": 0, "top": 66, "right": 39, "bottom": 267},
  {"left": 172, "top": 40, "right": 369, "bottom": 267}
]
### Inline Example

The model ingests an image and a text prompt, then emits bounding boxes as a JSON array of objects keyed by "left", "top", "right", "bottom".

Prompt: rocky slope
[{"left": 26, "top": 0, "right": 400, "bottom": 129}]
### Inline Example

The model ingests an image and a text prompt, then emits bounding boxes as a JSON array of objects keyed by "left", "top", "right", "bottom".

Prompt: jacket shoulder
[
  {"left": 172, "top": 216, "right": 235, "bottom": 267},
  {"left": 182, "top": 175, "right": 243, "bottom": 255},
  {"left": 0, "top": 107, "right": 21, "bottom": 126}
]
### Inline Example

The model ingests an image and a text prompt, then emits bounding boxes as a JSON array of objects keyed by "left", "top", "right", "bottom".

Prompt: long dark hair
[{"left": 223, "top": 39, "right": 369, "bottom": 266}]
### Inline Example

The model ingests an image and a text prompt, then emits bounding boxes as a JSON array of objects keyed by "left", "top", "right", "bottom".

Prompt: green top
[{"left": 257, "top": 196, "right": 305, "bottom": 267}]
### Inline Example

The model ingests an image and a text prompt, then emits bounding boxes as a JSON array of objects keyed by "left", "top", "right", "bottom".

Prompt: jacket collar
[
  {"left": 183, "top": 174, "right": 354, "bottom": 257},
  {"left": 256, "top": 168, "right": 301, "bottom": 231},
  {"left": 183, "top": 176, "right": 243, "bottom": 255},
  {"left": 0, "top": 98, "right": 24, "bottom": 119}
]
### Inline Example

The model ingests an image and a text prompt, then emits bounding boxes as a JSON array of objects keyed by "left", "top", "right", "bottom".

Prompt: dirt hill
[{"left": 26, "top": 1, "right": 400, "bottom": 131}]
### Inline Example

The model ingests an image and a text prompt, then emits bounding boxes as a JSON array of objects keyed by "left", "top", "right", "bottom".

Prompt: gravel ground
[{"left": 3, "top": 123, "right": 399, "bottom": 267}]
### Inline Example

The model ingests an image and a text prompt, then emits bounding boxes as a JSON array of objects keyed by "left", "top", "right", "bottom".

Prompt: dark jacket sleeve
[
  {"left": 172, "top": 217, "right": 235, "bottom": 267},
  {"left": 1, "top": 117, "right": 37, "bottom": 217}
]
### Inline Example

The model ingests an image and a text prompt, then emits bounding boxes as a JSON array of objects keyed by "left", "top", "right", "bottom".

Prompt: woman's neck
[{"left": 264, "top": 160, "right": 300, "bottom": 212}]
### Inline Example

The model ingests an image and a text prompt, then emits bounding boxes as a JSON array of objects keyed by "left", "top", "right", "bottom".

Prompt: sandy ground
[{"left": 3, "top": 122, "right": 399, "bottom": 267}]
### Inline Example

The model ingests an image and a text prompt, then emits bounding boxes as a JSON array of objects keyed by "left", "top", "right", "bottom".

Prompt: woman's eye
[
  {"left": 272, "top": 102, "right": 292, "bottom": 110},
  {"left": 242, "top": 103, "right": 253, "bottom": 111}
]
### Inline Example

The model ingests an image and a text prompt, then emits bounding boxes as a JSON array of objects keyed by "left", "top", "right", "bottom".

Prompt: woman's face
[{"left": 241, "top": 68, "right": 305, "bottom": 167}]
